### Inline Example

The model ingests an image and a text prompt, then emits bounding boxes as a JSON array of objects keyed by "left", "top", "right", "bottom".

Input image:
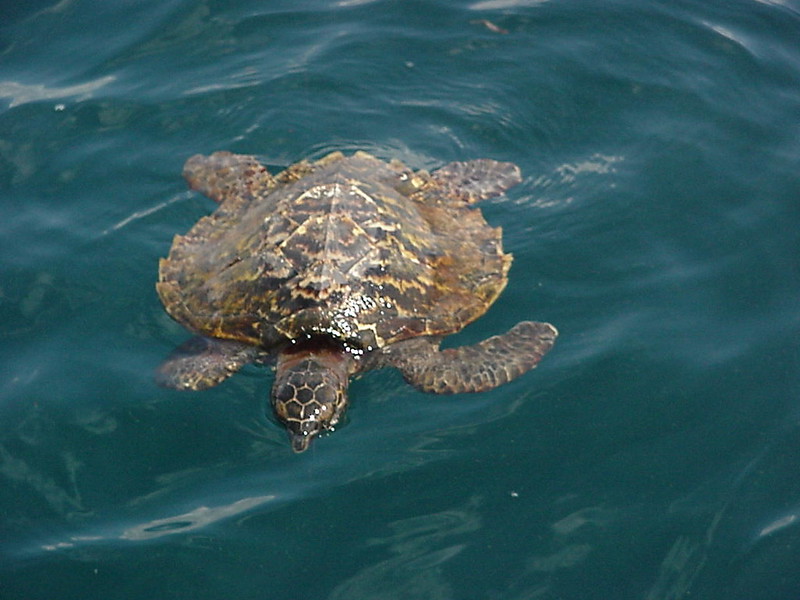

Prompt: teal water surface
[{"left": 2, "top": 1, "right": 800, "bottom": 599}]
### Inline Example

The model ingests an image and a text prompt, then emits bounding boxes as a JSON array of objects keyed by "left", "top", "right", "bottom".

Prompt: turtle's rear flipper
[
  {"left": 432, "top": 159, "right": 522, "bottom": 204},
  {"left": 156, "top": 336, "right": 262, "bottom": 390},
  {"left": 183, "top": 151, "right": 275, "bottom": 205},
  {"left": 389, "top": 321, "right": 557, "bottom": 394}
]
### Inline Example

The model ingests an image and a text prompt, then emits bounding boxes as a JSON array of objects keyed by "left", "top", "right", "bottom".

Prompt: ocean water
[{"left": 1, "top": 0, "right": 799, "bottom": 598}]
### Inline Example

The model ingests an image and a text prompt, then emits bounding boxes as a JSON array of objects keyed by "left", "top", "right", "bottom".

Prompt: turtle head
[{"left": 272, "top": 340, "right": 352, "bottom": 452}]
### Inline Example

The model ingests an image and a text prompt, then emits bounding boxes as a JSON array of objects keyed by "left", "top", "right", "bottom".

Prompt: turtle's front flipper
[
  {"left": 183, "top": 152, "right": 275, "bottom": 205},
  {"left": 386, "top": 321, "right": 557, "bottom": 394},
  {"left": 156, "top": 336, "right": 263, "bottom": 390}
]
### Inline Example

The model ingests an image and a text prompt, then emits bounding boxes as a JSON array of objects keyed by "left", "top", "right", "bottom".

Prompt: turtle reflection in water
[{"left": 156, "top": 150, "right": 557, "bottom": 452}]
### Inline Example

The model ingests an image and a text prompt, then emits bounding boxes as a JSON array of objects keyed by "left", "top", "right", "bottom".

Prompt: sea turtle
[{"left": 156, "top": 150, "right": 557, "bottom": 452}]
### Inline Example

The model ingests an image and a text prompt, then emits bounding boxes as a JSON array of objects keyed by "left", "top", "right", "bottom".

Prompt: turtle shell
[{"left": 157, "top": 151, "right": 514, "bottom": 353}]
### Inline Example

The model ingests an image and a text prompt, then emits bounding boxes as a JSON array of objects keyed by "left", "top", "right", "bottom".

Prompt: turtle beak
[
  {"left": 285, "top": 416, "right": 329, "bottom": 453},
  {"left": 290, "top": 430, "right": 313, "bottom": 453}
]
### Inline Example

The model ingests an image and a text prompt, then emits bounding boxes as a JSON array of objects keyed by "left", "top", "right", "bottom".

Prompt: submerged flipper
[
  {"left": 432, "top": 159, "right": 522, "bottom": 204},
  {"left": 183, "top": 151, "right": 275, "bottom": 205},
  {"left": 383, "top": 321, "right": 557, "bottom": 394},
  {"left": 156, "top": 336, "right": 263, "bottom": 390}
]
